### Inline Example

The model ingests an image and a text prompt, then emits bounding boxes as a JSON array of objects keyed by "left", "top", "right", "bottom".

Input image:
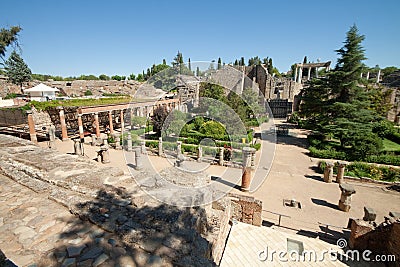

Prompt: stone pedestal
[
  {"left": 158, "top": 137, "right": 163, "bottom": 156},
  {"left": 177, "top": 141, "right": 182, "bottom": 157},
  {"left": 126, "top": 132, "right": 132, "bottom": 152},
  {"left": 338, "top": 183, "right": 356, "bottom": 212},
  {"left": 57, "top": 106, "right": 68, "bottom": 141},
  {"left": 100, "top": 145, "right": 110, "bottom": 163},
  {"left": 91, "top": 134, "right": 96, "bottom": 146},
  {"left": 73, "top": 139, "right": 83, "bottom": 156},
  {"left": 336, "top": 161, "right": 347, "bottom": 184},
  {"left": 48, "top": 124, "right": 56, "bottom": 149},
  {"left": 219, "top": 148, "right": 224, "bottom": 166},
  {"left": 197, "top": 146, "right": 203, "bottom": 162},
  {"left": 115, "top": 135, "right": 121, "bottom": 150},
  {"left": 241, "top": 147, "right": 256, "bottom": 192},
  {"left": 141, "top": 140, "right": 146, "bottom": 154},
  {"left": 323, "top": 162, "right": 334, "bottom": 183},
  {"left": 363, "top": 206, "right": 377, "bottom": 222},
  {"left": 134, "top": 147, "right": 143, "bottom": 170}
]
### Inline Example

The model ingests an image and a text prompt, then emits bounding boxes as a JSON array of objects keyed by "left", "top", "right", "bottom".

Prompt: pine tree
[
  {"left": 267, "top": 58, "right": 273, "bottom": 74},
  {"left": 240, "top": 57, "right": 245, "bottom": 66},
  {"left": 4, "top": 51, "right": 32, "bottom": 89},
  {"left": 162, "top": 59, "right": 167, "bottom": 65},
  {"left": 188, "top": 58, "right": 191, "bottom": 71},
  {"left": 301, "top": 25, "right": 383, "bottom": 159}
]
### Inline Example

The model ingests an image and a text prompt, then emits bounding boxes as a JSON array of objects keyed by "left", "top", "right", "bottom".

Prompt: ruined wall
[
  {"left": 0, "top": 108, "right": 27, "bottom": 127},
  {"left": 350, "top": 217, "right": 400, "bottom": 266},
  {"left": 211, "top": 198, "right": 232, "bottom": 265},
  {"left": 229, "top": 193, "right": 262, "bottom": 226},
  {"left": 0, "top": 79, "right": 142, "bottom": 98}
]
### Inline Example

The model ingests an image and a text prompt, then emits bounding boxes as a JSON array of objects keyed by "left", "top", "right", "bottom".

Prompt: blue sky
[{"left": 1, "top": 0, "right": 399, "bottom": 77}]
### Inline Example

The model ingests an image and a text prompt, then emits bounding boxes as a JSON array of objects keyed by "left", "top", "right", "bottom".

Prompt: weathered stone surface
[
  {"left": 92, "top": 253, "right": 109, "bottom": 267},
  {"left": 79, "top": 247, "right": 103, "bottom": 261},
  {"left": 61, "top": 257, "right": 76, "bottom": 267},
  {"left": 363, "top": 206, "right": 376, "bottom": 222},
  {"left": 67, "top": 245, "right": 86, "bottom": 257}
]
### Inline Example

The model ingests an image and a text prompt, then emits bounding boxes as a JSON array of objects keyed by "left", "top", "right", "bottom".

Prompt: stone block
[
  {"left": 363, "top": 206, "right": 376, "bottom": 222},
  {"left": 253, "top": 212, "right": 262, "bottom": 226}
]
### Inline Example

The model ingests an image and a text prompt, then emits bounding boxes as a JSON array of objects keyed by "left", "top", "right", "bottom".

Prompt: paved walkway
[{"left": 0, "top": 174, "right": 165, "bottom": 267}]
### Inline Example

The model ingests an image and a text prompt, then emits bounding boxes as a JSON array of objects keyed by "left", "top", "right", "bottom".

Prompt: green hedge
[
  {"left": 309, "top": 146, "right": 347, "bottom": 160},
  {"left": 365, "top": 154, "right": 400, "bottom": 166}
]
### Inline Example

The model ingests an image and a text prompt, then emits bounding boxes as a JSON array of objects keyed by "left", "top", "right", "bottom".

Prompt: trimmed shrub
[{"left": 309, "top": 146, "right": 347, "bottom": 160}]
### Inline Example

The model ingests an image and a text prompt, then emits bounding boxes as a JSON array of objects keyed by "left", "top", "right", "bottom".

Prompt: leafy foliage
[{"left": 0, "top": 26, "right": 21, "bottom": 59}]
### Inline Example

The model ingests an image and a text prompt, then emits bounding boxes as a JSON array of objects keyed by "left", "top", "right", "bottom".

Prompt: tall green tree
[
  {"left": 217, "top": 57, "right": 222, "bottom": 69},
  {"left": 301, "top": 25, "right": 383, "bottom": 159},
  {"left": 4, "top": 51, "right": 31, "bottom": 89},
  {"left": 267, "top": 58, "right": 273, "bottom": 74},
  {"left": 303, "top": 56, "right": 308, "bottom": 64},
  {"left": 0, "top": 26, "right": 21, "bottom": 60},
  {"left": 188, "top": 57, "right": 191, "bottom": 71}
]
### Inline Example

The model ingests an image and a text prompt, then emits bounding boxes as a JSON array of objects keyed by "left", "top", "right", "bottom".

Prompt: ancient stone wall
[
  {"left": 211, "top": 198, "right": 232, "bottom": 265},
  {"left": 0, "top": 108, "right": 27, "bottom": 126},
  {"left": 229, "top": 193, "right": 262, "bottom": 226},
  {"left": 350, "top": 216, "right": 400, "bottom": 266}
]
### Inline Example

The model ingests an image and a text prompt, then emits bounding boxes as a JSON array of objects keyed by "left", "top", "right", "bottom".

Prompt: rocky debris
[{"left": 0, "top": 134, "right": 222, "bottom": 266}]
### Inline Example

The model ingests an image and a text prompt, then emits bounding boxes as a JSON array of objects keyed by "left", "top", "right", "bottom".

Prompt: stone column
[
  {"left": 336, "top": 161, "right": 347, "bottom": 184},
  {"left": 366, "top": 71, "right": 370, "bottom": 80},
  {"left": 294, "top": 67, "right": 298, "bottom": 82},
  {"left": 194, "top": 83, "right": 200, "bottom": 108},
  {"left": 307, "top": 67, "right": 311, "bottom": 80},
  {"left": 376, "top": 69, "right": 381, "bottom": 83},
  {"left": 197, "top": 146, "right": 203, "bottom": 162},
  {"left": 26, "top": 110, "right": 37, "bottom": 144},
  {"left": 73, "top": 138, "right": 83, "bottom": 156},
  {"left": 141, "top": 140, "right": 146, "bottom": 154},
  {"left": 48, "top": 124, "right": 56, "bottom": 149},
  {"left": 100, "top": 145, "right": 110, "bottom": 163},
  {"left": 134, "top": 147, "right": 143, "bottom": 170},
  {"left": 323, "top": 162, "right": 334, "bottom": 183},
  {"left": 297, "top": 67, "right": 303, "bottom": 83},
  {"left": 126, "top": 132, "right": 132, "bottom": 151},
  {"left": 115, "top": 134, "right": 121, "bottom": 150},
  {"left": 177, "top": 141, "right": 182, "bottom": 157},
  {"left": 120, "top": 110, "right": 124, "bottom": 133},
  {"left": 91, "top": 134, "right": 96, "bottom": 146},
  {"left": 241, "top": 147, "right": 256, "bottom": 191},
  {"left": 108, "top": 111, "right": 114, "bottom": 134},
  {"left": 77, "top": 114, "right": 84, "bottom": 140},
  {"left": 57, "top": 106, "right": 68, "bottom": 141},
  {"left": 158, "top": 137, "right": 163, "bottom": 156},
  {"left": 219, "top": 147, "right": 224, "bottom": 166},
  {"left": 338, "top": 183, "right": 356, "bottom": 212},
  {"left": 94, "top": 112, "right": 100, "bottom": 138}
]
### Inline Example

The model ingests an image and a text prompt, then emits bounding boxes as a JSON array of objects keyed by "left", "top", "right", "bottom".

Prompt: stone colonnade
[
  {"left": 25, "top": 99, "right": 181, "bottom": 144},
  {"left": 293, "top": 62, "right": 331, "bottom": 83}
]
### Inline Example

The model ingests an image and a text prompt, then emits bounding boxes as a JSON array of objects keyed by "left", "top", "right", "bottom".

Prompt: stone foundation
[{"left": 229, "top": 194, "right": 262, "bottom": 226}]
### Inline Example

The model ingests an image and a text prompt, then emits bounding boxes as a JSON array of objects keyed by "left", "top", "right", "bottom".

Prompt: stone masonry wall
[{"left": 229, "top": 193, "right": 262, "bottom": 226}]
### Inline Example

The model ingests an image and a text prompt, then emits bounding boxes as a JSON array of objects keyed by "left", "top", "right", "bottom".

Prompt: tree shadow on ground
[
  {"left": 276, "top": 135, "right": 309, "bottom": 149},
  {"left": 39, "top": 186, "right": 216, "bottom": 266},
  {"left": 311, "top": 198, "right": 338, "bottom": 210}
]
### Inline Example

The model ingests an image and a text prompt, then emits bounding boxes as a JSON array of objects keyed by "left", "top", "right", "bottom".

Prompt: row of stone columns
[
  {"left": 323, "top": 161, "right": 347, "bottom": 184},
  {"left": 294, "top": 65, "right": 330, "bottom": 83}
]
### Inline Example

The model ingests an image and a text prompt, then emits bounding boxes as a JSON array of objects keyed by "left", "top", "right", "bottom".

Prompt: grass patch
[{"left": 382, "top": 138, "right": 400, "bottom": 152}]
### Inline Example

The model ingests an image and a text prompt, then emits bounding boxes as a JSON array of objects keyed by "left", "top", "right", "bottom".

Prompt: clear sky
[{"left": 1, "top": 0, "right": 399, "bottom": 77}]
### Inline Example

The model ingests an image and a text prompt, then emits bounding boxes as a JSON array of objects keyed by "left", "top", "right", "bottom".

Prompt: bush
[
  {"left": 317, "top": 160, "right": 400, "bottom": 182},
  {"left": 251, "top": 143, "right": 261, "bottom": 151},
  {"left": 365, "top": 154, "right": 400, "bottom": 166},
  {"left": 309, "top": 146, "right": 347, "bottom": 160},
  {"left": 84, "top": 90, "right": 93, "bottom": 96},
  {"left": 145, "top": 140, "right": 158, "bottom": 149}
]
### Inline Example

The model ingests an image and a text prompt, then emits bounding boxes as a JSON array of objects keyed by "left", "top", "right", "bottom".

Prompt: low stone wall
[
  {"left": 229, "top": 193, "right": 262, "bottom": 226},
  {"left": 211, "top": 198, "right": 232, "bottom": 265},
  {"left": 350, "top": 215, "right": 400, "bottom": 267}
]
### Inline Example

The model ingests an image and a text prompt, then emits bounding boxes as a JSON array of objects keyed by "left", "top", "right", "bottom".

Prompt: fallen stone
[
  {"left": 93, "top": 253, "right": 109, "bottom": 267},
  {"left": 79, "top": 247, "right": 103, "bottom": 261},
  {"left": 67, "top": 245, "right": 86, "bottom": 258},
  {"left": 108, "top": 238, "right": 117, "bottom": 247},
  {"left": 61, "top": 257, "right": 76, "bottom": 267}
]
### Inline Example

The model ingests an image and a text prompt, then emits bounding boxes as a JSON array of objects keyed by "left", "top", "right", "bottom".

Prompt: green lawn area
[{"left": 382, "top": 138, "right": 400, "bottom": 152}]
